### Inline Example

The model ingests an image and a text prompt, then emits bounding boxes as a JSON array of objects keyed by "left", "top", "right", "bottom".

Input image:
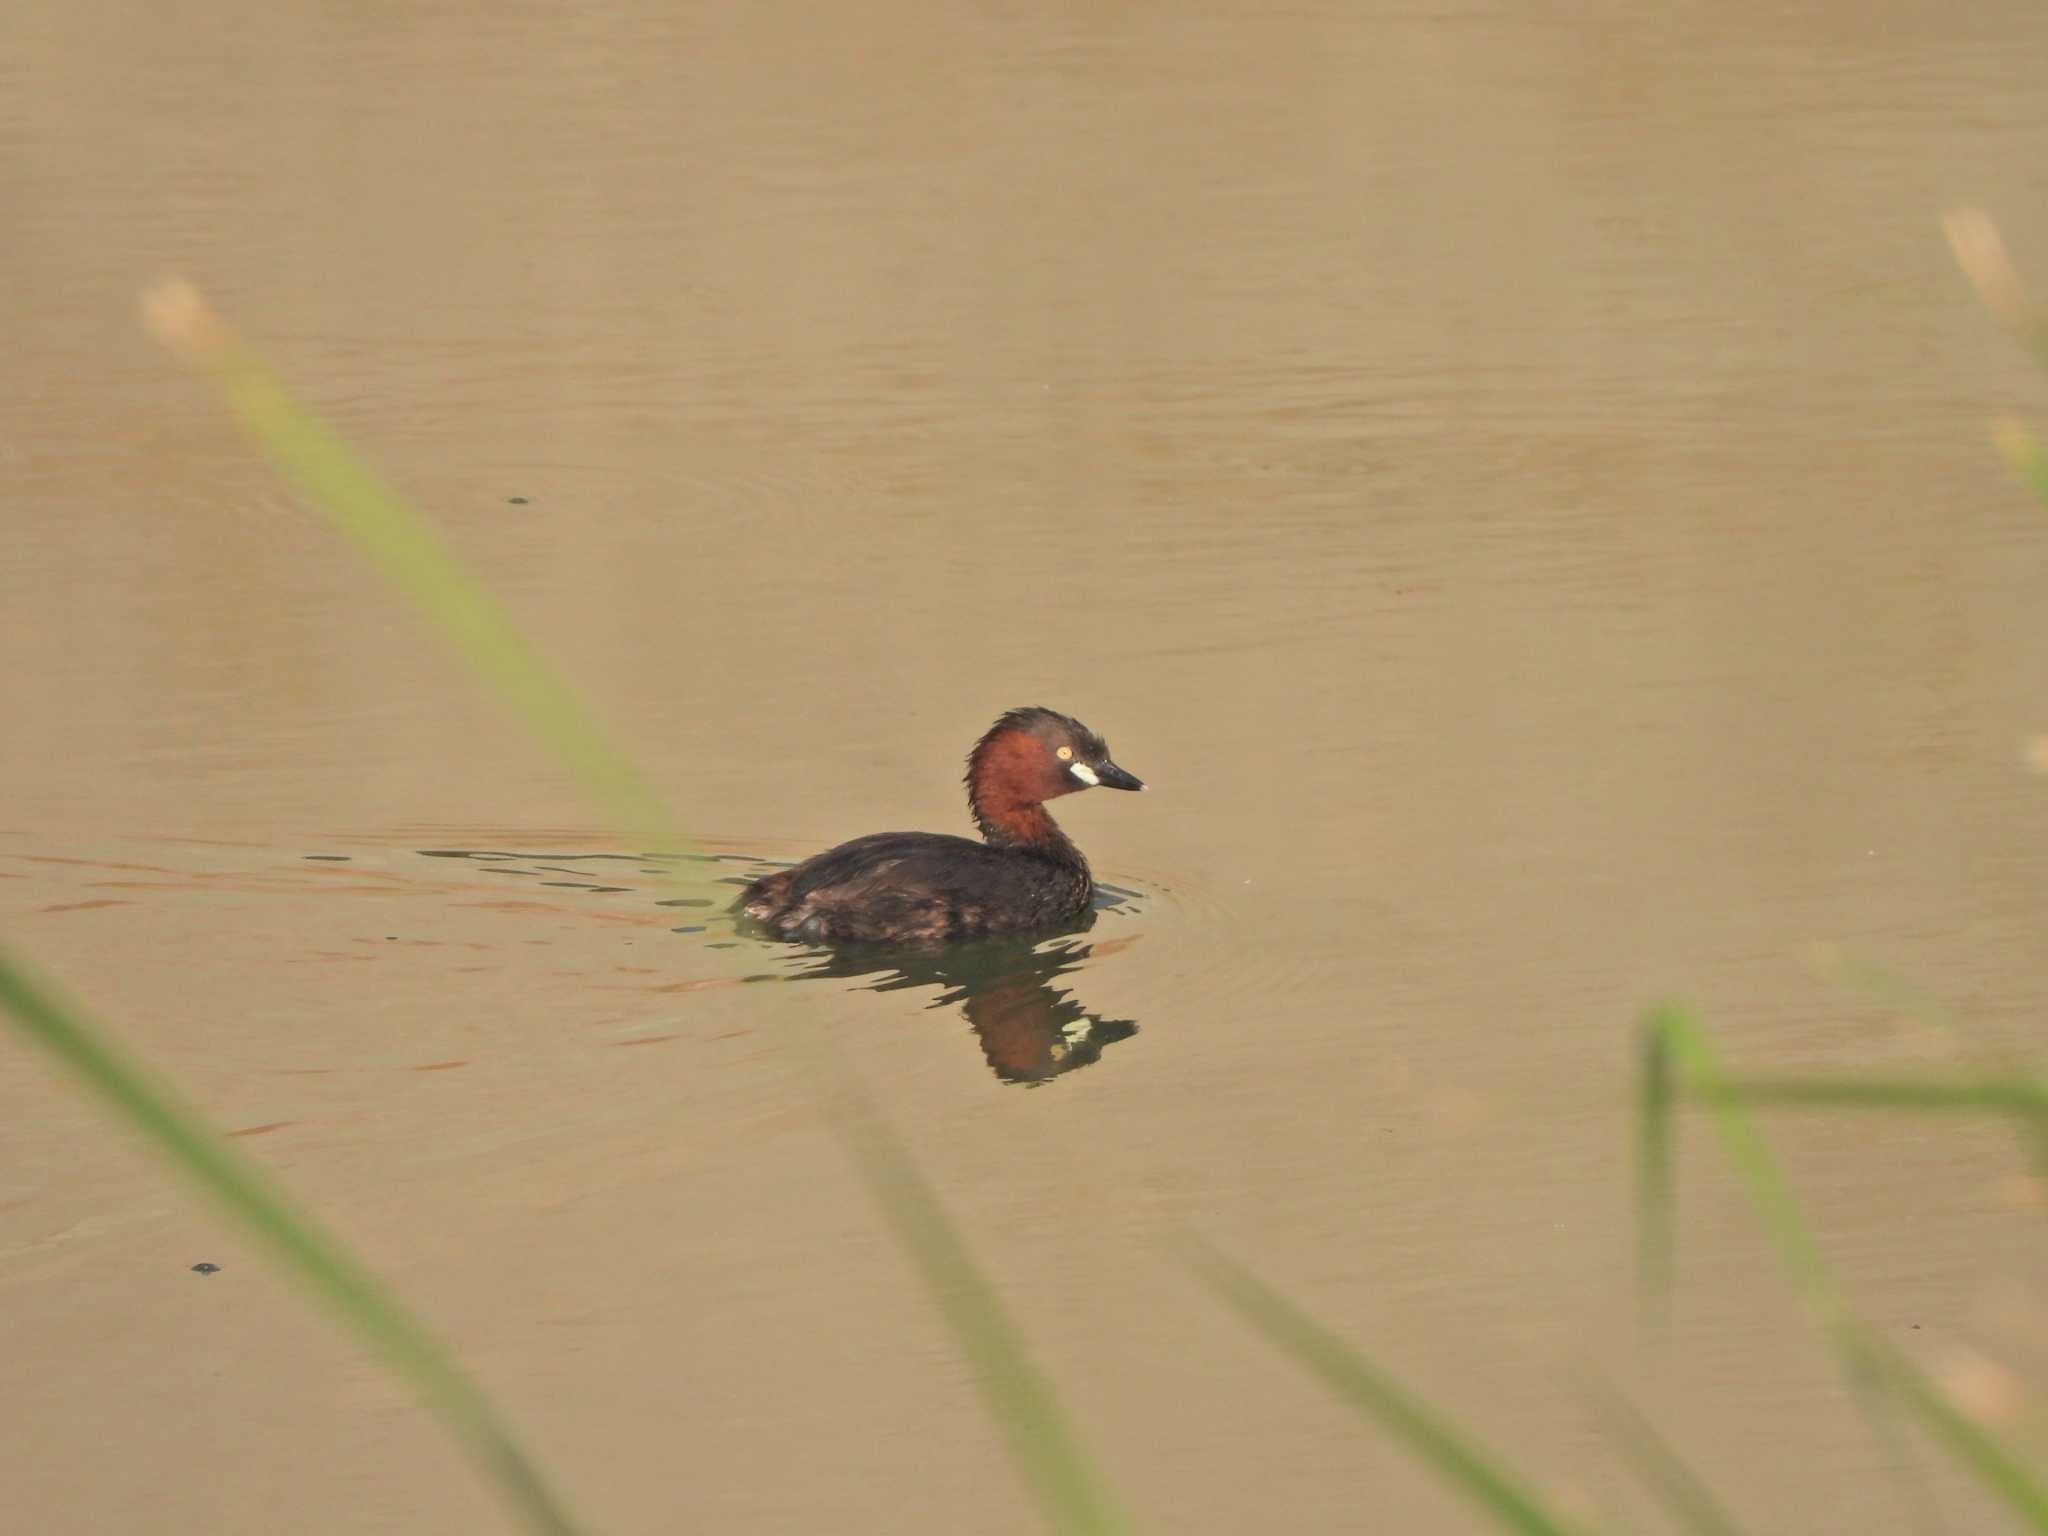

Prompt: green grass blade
[
  {"left": 1642, "top": 1007, "right": 1839, "bottom": 1327},
  {"left": 1944, "top": 208, "right": 2048, "bottom": 376},
  {"left": 1869, "top": 1341, "right": 2048, "bottom": 1530},
  {"left": 1640, "top": 1011, "right": 1907, "bottom": 1505},
  {"left": 142, "top": 279, "right": 695, "bottom": 869},
  {"left": 1645, "top": 1007, "right": 2048, "bottom": 1531},
  {"left": 1712, "top": 1074, "right": 2048, "bottom": 1120},
  {"left": 1589, "top": 1385, "right": 1751, "bottom": 1536},
  {"left": 0, "top": 952, "right": 581, "bottom": 1536},
  {"left": 827, "top": 1087, "right": 1132, "bottom": 1536},
  {"left": 1637, "top": 1020, "right": 1676, "bottom": 1319},
  {"left": 1181, "top": 1238, "right": 1597, "bottom": 1536},
  {"left": 1994, "top": 419, "right": 2048, "bottom": 512}
]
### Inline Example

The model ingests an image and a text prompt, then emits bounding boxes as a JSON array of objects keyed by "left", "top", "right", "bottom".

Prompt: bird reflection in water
[
  {"left": 409, "top": 848, "right": 1143, "bottom": 1083},
  {"left": 775, "top": 918, "right": 1139, "bottom": 1084}
]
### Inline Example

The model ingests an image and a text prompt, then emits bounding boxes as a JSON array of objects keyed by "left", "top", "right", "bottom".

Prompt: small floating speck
[
  {"left": 303, "top": 854, "right": 351, "bottom": 861},
  {"left": 507, "top": 495, "right": 530, "bottom": 505},
  {"left": 190, "top": 1262, "right": 220, "bottom": 1276}
]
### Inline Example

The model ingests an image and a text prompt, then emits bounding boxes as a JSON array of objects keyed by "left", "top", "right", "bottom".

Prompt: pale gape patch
[{"left": 1068, "top": 762, "right": 1100, "bottom": 786}]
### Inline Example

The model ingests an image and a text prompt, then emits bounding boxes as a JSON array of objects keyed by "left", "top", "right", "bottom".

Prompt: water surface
[{"left": 7, "top": 2, "right": 2048, "bottom": 1530}]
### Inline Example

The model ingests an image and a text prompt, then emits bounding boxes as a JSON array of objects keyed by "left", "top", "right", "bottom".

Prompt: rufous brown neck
[{"left": 971, "top": 791, "right": 1078, "bottom": 855}]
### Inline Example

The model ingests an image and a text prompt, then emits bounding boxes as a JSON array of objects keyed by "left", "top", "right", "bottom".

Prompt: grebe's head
[{"left": 966, "top": 706, "right": 1146, "bottom": 807}]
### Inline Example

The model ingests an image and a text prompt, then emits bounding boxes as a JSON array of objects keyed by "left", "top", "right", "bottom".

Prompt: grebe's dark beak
[{"left": 1094, "top": 759, "right": 1146, "bottom": 792}]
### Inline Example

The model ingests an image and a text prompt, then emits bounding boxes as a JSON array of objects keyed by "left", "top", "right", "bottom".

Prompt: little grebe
[{"left": 738, "top": 707, "right": 1145, "bottom": 945}]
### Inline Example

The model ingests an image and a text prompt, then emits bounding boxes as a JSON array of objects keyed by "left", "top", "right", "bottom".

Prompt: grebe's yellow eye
[{"left": 1056, "top": 745, "right": 1073, "bottom": 760}]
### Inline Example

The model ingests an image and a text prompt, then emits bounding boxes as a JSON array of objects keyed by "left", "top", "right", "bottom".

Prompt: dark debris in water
[{"left": 190, "top": 1262, "right": 220, "bottom": 1276}]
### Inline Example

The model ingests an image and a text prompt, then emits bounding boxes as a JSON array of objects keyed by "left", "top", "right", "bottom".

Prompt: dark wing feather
[{"left": 738, "top": 832, "right": 1087, "bottom": 944}]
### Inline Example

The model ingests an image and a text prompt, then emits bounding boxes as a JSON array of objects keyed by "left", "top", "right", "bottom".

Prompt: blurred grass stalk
[
  {"left": 1711, "top": 1073, "right": 2048, "bottom": 1118},
  {"left": 139, "top": 278, "right": 694, "bottom": 872},
  {"left": 1945, "top": 209, "right": 2048, "bottom": 519},
  {"left": 0, "top": 954, "right": 583, "bottom": 1536},
  {"left": 1639, "top": 1005, "right": 2048, "bottom": 1529},
  {"left": 1182, "top": 1237, "right": 1600, "bottom": 1536},
  {"left": 1587, "top": 1384, "right": 1751, "bottom": 1536},
  {"left": 830, "top": 1085, "right": 1132, "bottom": 1535}
]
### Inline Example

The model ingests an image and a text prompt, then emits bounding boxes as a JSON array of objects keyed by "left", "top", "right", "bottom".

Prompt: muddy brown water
[{"left": 8, "top": 2, "right": 2048, "bottom": 1531}]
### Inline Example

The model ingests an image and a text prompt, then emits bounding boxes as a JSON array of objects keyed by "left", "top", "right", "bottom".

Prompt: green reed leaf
[
  {"left": 1944, "top": 209, "right": 2048, "bottom": 376},
  {"left": 142, "top": 279, "right": 695, "bottom": 869},
  {"left": 1995, "top": 419, "right": 2048, "bottom": 512},
  {"left": 1589, "top": 1385, "right": 1750, "bottom": 1536},
  {"left": 0, "top": 953, "right": 581, "bottom": 1536},
  {"left": 1637, "top": 1020, "right": 1676, "bottom": 1319},
  {"left": 1182, "top": 1238, "right": 1597, "bottom": 1536},
  {"left": 1711, "top": 1074, "right": 2048, "bottom": 1119},
  {"left": 1869, "top": 1342, "right": 2048, "bottom": 1531},
  {"left": 1644, "top": 1006, "right": 2048, "bottom": 1530},
  {"left": 1642, "top": 1007, "right": 1840, "bottom": 1327},
  {"left": 829, "top": 1087, "right": 1132, "bottom": 1536}
]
